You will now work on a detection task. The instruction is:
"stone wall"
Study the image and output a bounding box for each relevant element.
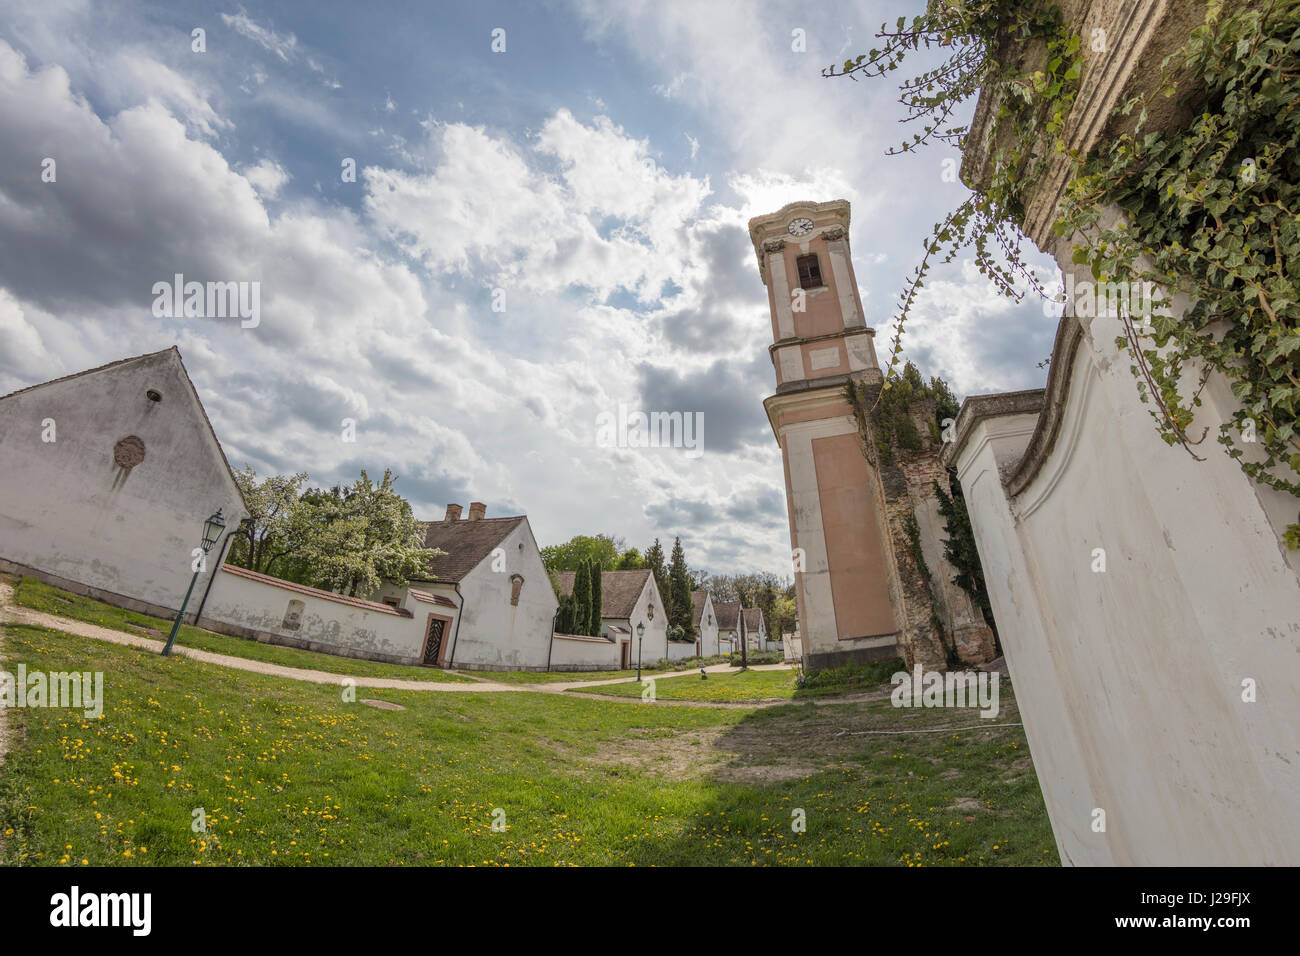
[844,383,1000,671]
[945,0,1300,864]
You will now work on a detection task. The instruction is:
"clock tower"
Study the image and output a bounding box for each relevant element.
[750,200,906,671]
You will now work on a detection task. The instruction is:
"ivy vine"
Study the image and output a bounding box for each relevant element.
[829,0,1300,545]
[1057,0,1300,540]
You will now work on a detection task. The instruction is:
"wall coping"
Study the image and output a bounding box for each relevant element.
[554,632,614,644]
[962,0,1201,248]
[220,564,411,616]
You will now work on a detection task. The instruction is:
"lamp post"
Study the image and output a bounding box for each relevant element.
[636,620,645,682]
[162,509,226,657]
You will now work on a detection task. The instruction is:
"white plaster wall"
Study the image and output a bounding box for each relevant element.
[445,519,558,670]
[548,635,621,670]
[203,568,426,662]
[955,324,1300,865]
[0,351,247,615]
[622,576,669,666]
[666,641,697,662]
[697,594,720,657]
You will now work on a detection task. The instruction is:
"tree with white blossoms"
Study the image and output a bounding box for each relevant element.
[229,466,440,597]
[301,469,441,597]
[228,466,314,576]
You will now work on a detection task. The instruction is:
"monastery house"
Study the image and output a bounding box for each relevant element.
[0,348,574,671]
[0,348,249,617]
[373,503,558,671]
[713,600,741,654]
[691,589,719,658]
[741,607,768,651]
[555,568,668,670]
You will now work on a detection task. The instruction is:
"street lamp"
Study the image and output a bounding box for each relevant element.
[162,508,226,656]
[636,620,645,682]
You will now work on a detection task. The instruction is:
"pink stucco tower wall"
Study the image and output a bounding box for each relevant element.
[750,200,905,671]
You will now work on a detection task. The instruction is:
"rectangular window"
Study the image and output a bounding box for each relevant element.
[796,254,823,289]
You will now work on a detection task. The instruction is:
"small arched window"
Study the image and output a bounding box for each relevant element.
[509,574,524,606]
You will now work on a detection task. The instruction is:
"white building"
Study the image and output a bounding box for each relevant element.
[376,503,558,671]
[714,600,741,654]
[691,589,719,658]
[742,607,768,651]
[0,348,248,618]
[556,568,668,670]
[943,0,1300,865]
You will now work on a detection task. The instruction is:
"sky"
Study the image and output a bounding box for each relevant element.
[0,0,1058,576]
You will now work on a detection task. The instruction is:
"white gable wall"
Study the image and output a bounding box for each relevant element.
[696,593,720,658]
[0,351,246,617]
[446,517,558,670]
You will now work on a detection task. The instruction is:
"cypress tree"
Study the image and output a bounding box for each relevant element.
[588,558,603,636]
[573,561,591,637]
[667,537,694,636]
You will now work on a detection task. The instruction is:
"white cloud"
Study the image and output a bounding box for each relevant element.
[221,9,299,62]
[241,158,290,197]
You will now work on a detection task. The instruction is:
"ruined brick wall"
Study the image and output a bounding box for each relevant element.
[851,382,947,671]
[850,388,997,670]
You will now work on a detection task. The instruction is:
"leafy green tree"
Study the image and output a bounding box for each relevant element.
[541,534,622,574]
[555,593,579,634]
[667,537,694,637]
[934,474,996,649]
[771,594,798,639]
[616,548,645,570]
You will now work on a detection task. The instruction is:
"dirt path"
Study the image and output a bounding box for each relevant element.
[0,582,797,706]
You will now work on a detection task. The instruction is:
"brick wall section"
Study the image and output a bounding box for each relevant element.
[853,382,948,671]
[853,388,997,669]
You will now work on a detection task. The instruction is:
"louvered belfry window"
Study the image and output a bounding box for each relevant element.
[796,254,822,289]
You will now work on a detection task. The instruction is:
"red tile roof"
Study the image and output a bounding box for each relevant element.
[691,590,710,626]
[555,568,652,620]
[221,565,409,615]
[408,589,457,609]
[417,515,526,583]
[714,600,741,631]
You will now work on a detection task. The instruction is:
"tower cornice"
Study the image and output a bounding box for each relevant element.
[747,199,852,280]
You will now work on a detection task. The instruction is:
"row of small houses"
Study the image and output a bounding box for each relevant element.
[0,347,772,673]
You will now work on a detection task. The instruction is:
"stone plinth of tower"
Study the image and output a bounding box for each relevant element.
[751,199,906,671]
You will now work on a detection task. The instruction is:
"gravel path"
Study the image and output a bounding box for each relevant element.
[0,582,795,705]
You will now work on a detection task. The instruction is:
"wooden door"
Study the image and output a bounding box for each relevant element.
[423,616,447,666]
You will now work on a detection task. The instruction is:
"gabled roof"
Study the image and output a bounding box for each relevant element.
[419,515,526,583]
[742,608,763,631]
[555,568,652,620]
[0,346,247,511]
[714,600,741,630]
[691,589,711,627]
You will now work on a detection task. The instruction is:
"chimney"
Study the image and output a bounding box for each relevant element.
[468,501,487,521]
[444,504,462,522]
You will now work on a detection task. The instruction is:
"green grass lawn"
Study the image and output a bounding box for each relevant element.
[0,620,1057,866]
[9,577,472,683]
[483,658,730,685]
[572,668,800,701]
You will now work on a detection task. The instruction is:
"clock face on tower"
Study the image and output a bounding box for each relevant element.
[787,217,814,237]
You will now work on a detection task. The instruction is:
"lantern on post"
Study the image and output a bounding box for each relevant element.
[162,508,226,656]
